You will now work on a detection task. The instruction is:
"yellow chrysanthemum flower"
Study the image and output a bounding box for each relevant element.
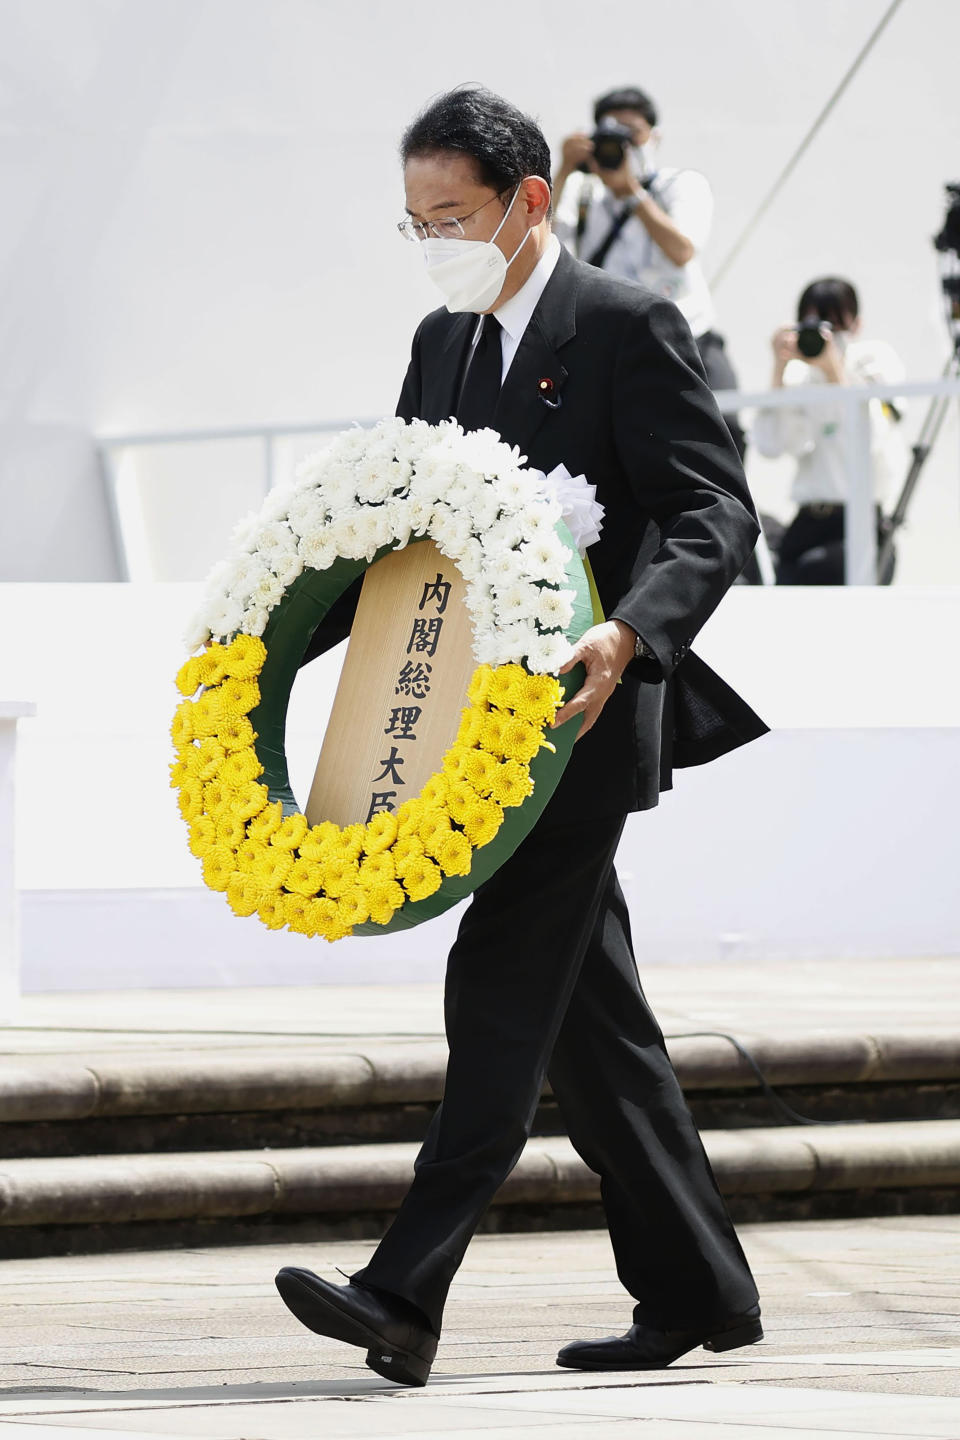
[236,838,269,874]
[201,844,236,892]
[270,812,309,851]
[365,879,405,925]
[436,830,472,878]
[321,855,361,897]
[499,716,542,765]
[480,710,507,759]
[175,656,205,698]
[226,872,264,918]
[169,751,193,788]
[230,780,269,822]
[216,810,248,850]
[420,773,449,809]
[187,815,217,859]
[466,665,495,706]
[284,857,324,897]
[338,887,371,928]
[488,758,534,808]
[223,633,267,681]
[446,778,481,826]
[190,737,225,784]
[297,821,341,861]
[177,777,205,823]
[283,893,317,934]
[220,748,264,789]
[464,749,499,796]
[442,745,472,782]
[247,799,284,841]
[171,701,196,748]
[203,777,232,815]
[396,797,427,838]
[257,894,287,930]
[455,707,486,749]
[418,809,452,856]
[251,848,294,891]
[197,644,230,687]
[218,677,260,716]
[401,855,442,902]
[507,672,563,725]
[393,835,426,876]
[216,716,256,753]
[357,852,396,890]
[488,663,526,710]
[364,810,399,854]
[191,689,223,738]
[323,823,363,863]
[461,798,504,848]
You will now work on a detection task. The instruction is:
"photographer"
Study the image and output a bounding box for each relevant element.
[554,84,745,457]
[753,277,906,584]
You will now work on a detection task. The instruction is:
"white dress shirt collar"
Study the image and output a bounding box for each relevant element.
[494,231,562,357]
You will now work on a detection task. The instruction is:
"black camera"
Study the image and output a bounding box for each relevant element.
[591,117,635,171]
[796,318,832,359]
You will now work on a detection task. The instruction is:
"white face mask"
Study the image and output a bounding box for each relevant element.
[420,185,531,313]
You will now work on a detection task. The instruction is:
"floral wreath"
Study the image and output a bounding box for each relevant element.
[170,418,597,942]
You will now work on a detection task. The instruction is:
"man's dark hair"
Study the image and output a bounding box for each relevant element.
[797,277,859,328]
[593,86,658,128]
[401,85,553,197]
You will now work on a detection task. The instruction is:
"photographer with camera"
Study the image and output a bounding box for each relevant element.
[554,85,746,457]
[753,277,906,584]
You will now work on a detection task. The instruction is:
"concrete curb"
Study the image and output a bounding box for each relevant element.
[1,1120,959,1227]
[2,1031,959,1123]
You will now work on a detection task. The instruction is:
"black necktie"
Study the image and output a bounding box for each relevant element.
[455,315,502,432]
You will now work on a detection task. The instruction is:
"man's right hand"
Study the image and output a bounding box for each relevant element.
[560,131,594,173]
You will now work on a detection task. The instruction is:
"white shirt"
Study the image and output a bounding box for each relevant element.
[752,339,907,507]
[554,169,716,336]
[473,232,562,381]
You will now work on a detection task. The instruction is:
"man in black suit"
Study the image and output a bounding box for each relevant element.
[276,86,766,1387]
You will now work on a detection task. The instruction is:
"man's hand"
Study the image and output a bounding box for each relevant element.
[553,619,637,741]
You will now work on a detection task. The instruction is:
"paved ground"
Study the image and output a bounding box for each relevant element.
[0,1217,959,1437]
[6,955,959,1061]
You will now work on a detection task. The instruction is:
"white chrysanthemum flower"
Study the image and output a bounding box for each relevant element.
[431,507,474,557]
[524,629,573,674]
[229,510,260,552]
[468,484,501,533]
[473,630,503,666]
[484,548,526,589]
[484,513,526,552]
[272,551,303,588]
[244,605,271,638]
[456,537,485,582]
[330,509,381,560]
[495,580,539,625]
[465,581,497,631]
[183,617,211,651]
[535,586,576,631]
[226,552,268,595]
[518,536,571,586]
[287,492,328,539]
[355,458,398,504]
[259,520,298,562]
[407,497,435,534]
[298,531,338,571]
[252,570,286,610]
[208,594,245,640]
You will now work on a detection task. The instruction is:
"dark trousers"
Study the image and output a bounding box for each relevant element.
[356,808,759,1337]
[696,330,746,461]
[777,504,895,585]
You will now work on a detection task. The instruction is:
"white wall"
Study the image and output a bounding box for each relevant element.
[3,0,960,580]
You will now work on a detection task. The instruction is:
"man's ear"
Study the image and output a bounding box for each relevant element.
[522,175,552,223]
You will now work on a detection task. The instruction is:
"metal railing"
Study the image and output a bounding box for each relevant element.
[98,377,960,585]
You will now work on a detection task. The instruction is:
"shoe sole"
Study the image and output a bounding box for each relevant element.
[274,1270,434,1387]
[556,1318,764,1371]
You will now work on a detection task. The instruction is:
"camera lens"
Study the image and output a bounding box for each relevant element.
[593,136,626,171]
[796,323,827,358]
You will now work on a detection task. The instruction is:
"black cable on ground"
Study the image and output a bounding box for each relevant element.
[664,1030,860,1127]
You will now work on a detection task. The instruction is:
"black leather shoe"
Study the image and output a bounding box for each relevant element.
[557,1307,763,1371]
[275,1267,437,1386]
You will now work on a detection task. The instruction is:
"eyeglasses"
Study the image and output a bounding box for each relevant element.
[397,189,509,243]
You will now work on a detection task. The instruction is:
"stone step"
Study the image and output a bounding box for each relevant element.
[3,1030,959,1122]
[1,1119,959,1237]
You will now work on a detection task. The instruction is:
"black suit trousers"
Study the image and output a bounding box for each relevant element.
[355,800,759,1337]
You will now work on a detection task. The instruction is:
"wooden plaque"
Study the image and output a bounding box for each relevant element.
[306,540,477,828]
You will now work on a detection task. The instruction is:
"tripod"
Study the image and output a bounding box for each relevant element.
[877,349,960,581]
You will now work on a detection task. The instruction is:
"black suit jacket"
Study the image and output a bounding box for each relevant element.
[306,244,766,817]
